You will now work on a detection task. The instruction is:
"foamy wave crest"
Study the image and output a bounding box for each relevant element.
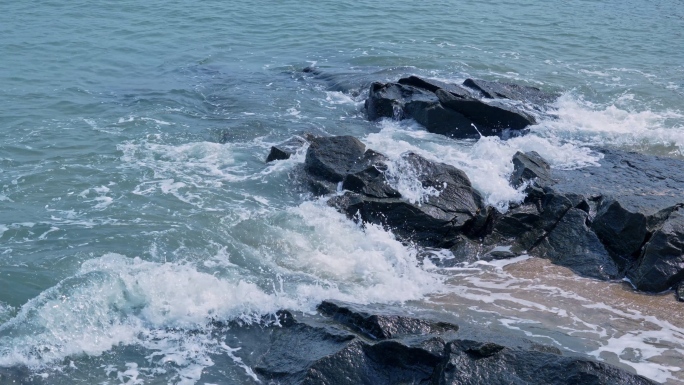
[0,201,443,378]
[536,93,684,154]
[364,119,599,211]
[0,254,286,369]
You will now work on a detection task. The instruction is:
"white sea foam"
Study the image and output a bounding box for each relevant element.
[537,93,684,154]
[0,200,443,381]
[383,154,441,204]
[119,140,250,207]
[364,119,599,211]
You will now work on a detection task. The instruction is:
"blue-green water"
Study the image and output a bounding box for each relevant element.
[1,1,683,384]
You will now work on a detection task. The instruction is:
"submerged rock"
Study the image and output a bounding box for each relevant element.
[266,133,318,163]
[253,301,655,385]
[365,75,555,139]
[317,300,458,340]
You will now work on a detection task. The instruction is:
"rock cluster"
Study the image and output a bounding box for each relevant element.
[264,74,684,294]
[365,75,557,139]
[253,301,655,385]
[256,73,683,384]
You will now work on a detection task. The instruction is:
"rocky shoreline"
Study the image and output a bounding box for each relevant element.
[3,74,679,385]
[254,73,684,384]
[269,73,684,298]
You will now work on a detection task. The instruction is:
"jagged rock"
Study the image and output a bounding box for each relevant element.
[398,75,473,98]
[437,340,654,385]
[462,78,559,106]
[404,97,482,138]
[365,81,438,121]
[318,300,458,340]
[627,207,684,292]
[533,208,619,280]
[510,151,553,188]
[303,136,387,195]
[254,302,656,385]
[329,152,487,248]
[341,163,400,199]
[677,282,684,302]
[484,148,684,291]
[266,133,317,162]
[365,76,542,139]
[436,89,536,132]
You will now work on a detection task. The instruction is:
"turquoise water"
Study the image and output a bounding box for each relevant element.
[1,1,683,384]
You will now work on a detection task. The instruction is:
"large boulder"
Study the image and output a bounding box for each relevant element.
[328,152,488,248]
[627,207,684,292]
[365,76,544,139]
[254,301,655,385]
[303,136,387,195]
[533,208,619,280]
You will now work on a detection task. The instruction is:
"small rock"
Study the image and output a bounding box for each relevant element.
[510,151,552,189]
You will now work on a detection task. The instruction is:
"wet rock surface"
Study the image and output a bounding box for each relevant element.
[292,133,684,294]
[365,75,556,139]
[488,148,684,291]
[266,133,318,163]
[252,301,655,385]
[324,148,488,248]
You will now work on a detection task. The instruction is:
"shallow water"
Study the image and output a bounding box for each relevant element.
[1,0,683,384]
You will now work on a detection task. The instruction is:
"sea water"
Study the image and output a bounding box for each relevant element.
[1,0,683,384]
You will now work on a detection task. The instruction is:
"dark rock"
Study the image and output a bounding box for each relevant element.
[461,340,507,358]
[627,207,684,292]
[365,77,540,139]
[342,163,401,199]
[304,136,385,184]
[485,148,684,291]
[404,98,482,139]
[254,303,656,385]
[332,152,487,248]
[266,134,317,163]
[366,81,437,121]
[437,340,654,385]
[398,75,472,98]
[551,149,684,219]
[317,300,458,340]
[463,78,559,106]
[533,208,619,280]
[436,89,537,132]
[254,322,356,384]
[447,236,483,264]
[484,247,518,260]
[300,66,371,95]
[677,282,684,302]
[337,193,466,248]
[510,151,552,189]
[549,149,684,288]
